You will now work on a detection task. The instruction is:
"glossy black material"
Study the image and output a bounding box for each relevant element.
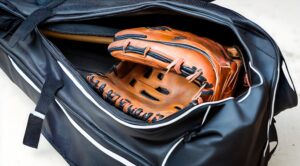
[0,0,297,166]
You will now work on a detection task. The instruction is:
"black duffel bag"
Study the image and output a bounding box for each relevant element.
[0,0,297,165]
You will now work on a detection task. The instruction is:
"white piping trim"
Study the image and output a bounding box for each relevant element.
[161,61,265,166]
[10,58,46,119]
[201,106,211,126]
[9,56,266,165]
[161,138,184,166]
[8,56,135,166]
[9,57,41,93]
[8,55,267,164]
[57,60,264,129]
[161,106,210,166]
[31,111,46,119]
[263,57,280,157]
[238,62,264,102]
[55,101,136,166]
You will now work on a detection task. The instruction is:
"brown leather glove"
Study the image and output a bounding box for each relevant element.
[86,26,242,123]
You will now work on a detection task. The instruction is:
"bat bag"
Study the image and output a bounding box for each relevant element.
[0,0,297,165]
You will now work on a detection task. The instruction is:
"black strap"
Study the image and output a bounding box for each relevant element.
[274,56,298,115]
[23,114,45,148]
[23,43,64,148]
[266,119,278,161]
[8,0,65,47]
[282,57,297,95]
[260,119,278,166]
[259,119,278,166]
[23,72,63,148]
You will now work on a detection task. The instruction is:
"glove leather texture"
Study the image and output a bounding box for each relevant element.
[87,26,242,122]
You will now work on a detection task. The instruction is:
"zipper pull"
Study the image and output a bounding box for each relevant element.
[183,131,198,143]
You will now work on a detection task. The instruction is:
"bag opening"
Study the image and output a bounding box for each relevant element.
[40,9,252,124]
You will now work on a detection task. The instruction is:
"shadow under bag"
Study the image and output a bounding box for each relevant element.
[0,0,297,166]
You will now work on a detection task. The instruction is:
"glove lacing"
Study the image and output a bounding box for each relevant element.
[87,74,164,122]
[166,59,213,104]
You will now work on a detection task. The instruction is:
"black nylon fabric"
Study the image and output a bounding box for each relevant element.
[6,0,213,16]
[8,0,65,46]
[0,1,297,166]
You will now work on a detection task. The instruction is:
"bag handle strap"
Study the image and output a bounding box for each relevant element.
[267,119,278,159]
[281,56,297,95]
[260,119,278,166]
[8,0,65,47]
[23,71,63,148]
[23,50,64,148]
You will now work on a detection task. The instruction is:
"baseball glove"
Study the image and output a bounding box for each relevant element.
[86,26,242,123]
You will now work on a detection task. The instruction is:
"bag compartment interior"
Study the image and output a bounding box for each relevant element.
[41,9,253,123]
[49,38,119,75]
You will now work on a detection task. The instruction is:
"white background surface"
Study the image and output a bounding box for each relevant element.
[0,0,299,165]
